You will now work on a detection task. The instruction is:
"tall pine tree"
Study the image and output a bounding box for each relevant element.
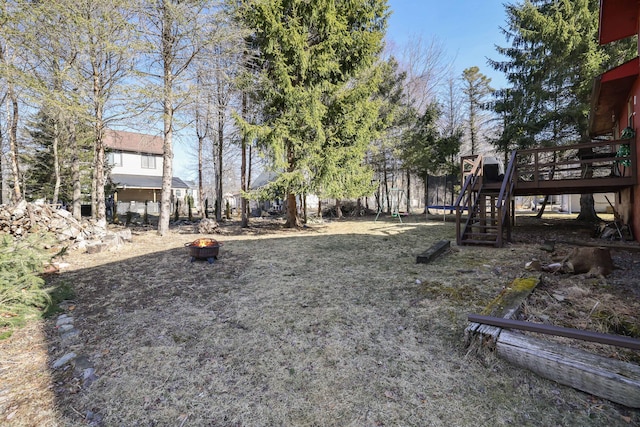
[236,0,388,227]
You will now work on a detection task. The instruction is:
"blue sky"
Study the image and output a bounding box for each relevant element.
[385,0,509,89]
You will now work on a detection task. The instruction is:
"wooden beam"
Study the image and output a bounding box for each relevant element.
[416,240,450,264]
[465,277,539,347]
[497,330,640,408]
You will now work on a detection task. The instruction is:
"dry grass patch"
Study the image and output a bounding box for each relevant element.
[1,217,639,426]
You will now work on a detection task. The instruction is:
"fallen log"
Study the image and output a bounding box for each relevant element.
[497,330,640,408]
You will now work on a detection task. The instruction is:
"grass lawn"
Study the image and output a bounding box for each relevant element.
[1,216,638,426]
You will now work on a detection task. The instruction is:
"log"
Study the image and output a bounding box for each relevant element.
[497,330,640,408]
[416,240,450,264]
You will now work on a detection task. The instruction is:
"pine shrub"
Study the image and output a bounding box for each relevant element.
[0,234,52,338]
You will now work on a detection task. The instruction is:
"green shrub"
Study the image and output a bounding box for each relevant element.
[0,234,52,339]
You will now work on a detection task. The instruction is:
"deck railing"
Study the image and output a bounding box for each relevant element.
[514,139,636,193]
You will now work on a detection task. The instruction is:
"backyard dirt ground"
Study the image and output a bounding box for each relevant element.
[1,214,640,426]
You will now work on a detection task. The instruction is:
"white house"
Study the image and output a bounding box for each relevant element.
[104,129,195,215]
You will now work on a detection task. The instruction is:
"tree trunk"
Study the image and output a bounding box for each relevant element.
[52,60,62,206]
[91,156,97,219]
[198,133,205,219]
[576,147,599,222]
[424,174,430,214]
[285,192,300,227]
[69,120,82,220]
[406,170,411,215]
[302,193,307,223]
[284,143,300,227]
[241,91,248,228]
[7,85,21,202]
[158,2,174,236]
[317,199,322,218]
[92,120,107,227]
[450,173,455,208]
[52,120,61,204]
[215,89,224,222]
[383,155,390,213]
[335,198,342,219]
[247,143,253,219]
[158,109,174,235]
[91,52,107,226]
[536,151,558,219]
[576,194,599,222]
[535,195,550,218]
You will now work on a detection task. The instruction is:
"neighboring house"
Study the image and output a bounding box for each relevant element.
[589,0,640,239]
[249,170,283,215]
[104,129,193,216]
[249,170,320,216]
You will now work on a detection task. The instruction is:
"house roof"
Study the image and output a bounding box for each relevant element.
[598,0,638,44]
[589,56,639,136]
[104,129,164,155]
[250,170,279,190]
[111,174,189,190]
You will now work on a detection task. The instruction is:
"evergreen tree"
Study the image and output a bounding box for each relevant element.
[23,111,72,203]
[314,63,387,218]
[236,0,388,227]
[400,103,461,209]
[23,110,93,205]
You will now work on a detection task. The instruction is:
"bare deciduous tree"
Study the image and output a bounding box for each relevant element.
[138,0,220,235]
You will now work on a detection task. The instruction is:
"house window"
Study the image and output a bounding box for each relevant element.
[107,151,122,166]
[175,190,182,198]
[141,154,156,169]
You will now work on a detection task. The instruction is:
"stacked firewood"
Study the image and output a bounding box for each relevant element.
[0,201,130,252]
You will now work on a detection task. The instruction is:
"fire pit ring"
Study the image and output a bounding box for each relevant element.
[185,238,223,264]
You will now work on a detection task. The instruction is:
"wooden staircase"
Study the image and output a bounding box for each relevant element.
[455,152,516,247]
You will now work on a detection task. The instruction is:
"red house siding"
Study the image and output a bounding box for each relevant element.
[594,0,640,241]
[615,78,639,234]
[598,0,638,44]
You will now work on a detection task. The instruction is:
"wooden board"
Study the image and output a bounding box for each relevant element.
[497,330,640,408]
[416,240,450,264]
[465,277,539,347]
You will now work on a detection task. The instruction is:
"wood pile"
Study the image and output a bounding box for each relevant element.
[0,201,131,253]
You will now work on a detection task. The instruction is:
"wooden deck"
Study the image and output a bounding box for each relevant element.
[456,139,637,247]
[463,139,636,196]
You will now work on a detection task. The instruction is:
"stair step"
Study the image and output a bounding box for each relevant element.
[469,222,499,228]
[460,239,499,246]
[464,232,498,239]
